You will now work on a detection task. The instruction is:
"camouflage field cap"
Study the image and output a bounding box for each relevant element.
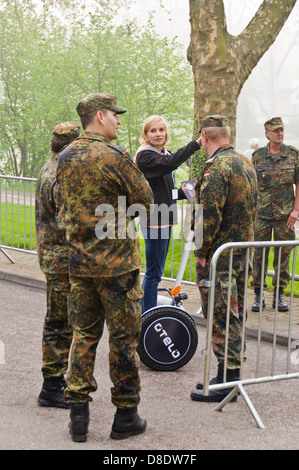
[200,115,229,132]
[52,121,81,141]
[264,117,284,131]
[76,93,127,117]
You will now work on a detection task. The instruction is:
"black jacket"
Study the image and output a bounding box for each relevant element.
[136,140,200,226]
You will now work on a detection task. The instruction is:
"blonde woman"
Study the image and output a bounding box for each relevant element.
[134,115,201,312]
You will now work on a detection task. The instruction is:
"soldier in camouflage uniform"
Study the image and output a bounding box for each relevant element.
[56,93,153,442]
[190,115,257,403]
[250,117,299,312]
[35,121,81,409]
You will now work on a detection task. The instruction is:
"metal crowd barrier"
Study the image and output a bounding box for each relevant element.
[201,240,299,429]
[0,175,37,262]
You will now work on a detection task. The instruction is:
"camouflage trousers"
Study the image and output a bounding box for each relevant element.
[65,270,143,408]
[196,262,246,369]
[251,216,295,290]
[42,274,72,379]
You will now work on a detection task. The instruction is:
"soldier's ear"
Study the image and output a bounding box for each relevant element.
[202,131,208,143]
[96,110,105,125]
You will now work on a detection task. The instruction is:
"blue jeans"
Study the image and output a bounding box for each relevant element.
[141,226,172,313]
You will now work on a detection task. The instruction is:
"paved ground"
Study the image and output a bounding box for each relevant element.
[1,279,299,451]
[0,248,298,451]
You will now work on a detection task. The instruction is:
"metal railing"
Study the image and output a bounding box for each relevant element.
[0,175,37,261]
[201,240,299,429]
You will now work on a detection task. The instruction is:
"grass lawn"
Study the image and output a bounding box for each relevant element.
[0,202,36,250]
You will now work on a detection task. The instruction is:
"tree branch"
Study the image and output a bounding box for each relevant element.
[232,0,297,80]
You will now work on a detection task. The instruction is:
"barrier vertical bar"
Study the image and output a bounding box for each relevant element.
[11,179,14,247]
[223,249,233,382]
[287,246,296,373]
[202,254,218,397]
[240,247,250,378]
[256,247,266,378]
[5,179,8,245]
[29,181,33,250]
[17,179,20,248]
[0,178,2,245]
[272,246,282,376]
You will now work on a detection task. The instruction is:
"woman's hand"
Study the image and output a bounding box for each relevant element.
[196,136,202,147]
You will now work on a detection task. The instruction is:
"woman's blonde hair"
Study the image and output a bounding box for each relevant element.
[139,115,170,147]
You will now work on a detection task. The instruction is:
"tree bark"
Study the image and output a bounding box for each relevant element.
[187,0,297,145]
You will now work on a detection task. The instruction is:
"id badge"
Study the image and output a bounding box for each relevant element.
[172,188,178,200]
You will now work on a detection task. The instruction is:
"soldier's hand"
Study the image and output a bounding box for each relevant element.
[287,209,299,228]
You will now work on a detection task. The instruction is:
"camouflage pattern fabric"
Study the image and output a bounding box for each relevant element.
[76,93,127,116]
[196,265,247,367]
[42,274,72,378]
[35,154,73,379]
[195,144,257,368]
[52,121,81,140]
[199,115,229,131]
[35,154,68,274]
[264,117,283,131]
[252,143,299,220]
[57,131,153,406]
[65,271,143,406]
[251,217,295,290]
[194,144,257,267]
[251,143,299,289]
[56,131,153,277]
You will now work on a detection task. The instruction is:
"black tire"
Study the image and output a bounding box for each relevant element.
[137,306,198,371]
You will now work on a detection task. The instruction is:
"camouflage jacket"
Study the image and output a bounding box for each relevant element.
[56,132,154,277]
[35,154,68,274]
[195,144,257,268]
[252,143,299,220]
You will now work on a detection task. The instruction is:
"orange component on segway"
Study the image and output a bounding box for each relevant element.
[171,286,181,296]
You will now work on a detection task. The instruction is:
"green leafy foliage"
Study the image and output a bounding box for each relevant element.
[0,1,195,177]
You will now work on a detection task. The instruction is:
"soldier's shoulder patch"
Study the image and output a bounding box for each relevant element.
[107,143,132,159]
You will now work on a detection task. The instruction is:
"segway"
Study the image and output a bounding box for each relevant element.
[137,229,199,371]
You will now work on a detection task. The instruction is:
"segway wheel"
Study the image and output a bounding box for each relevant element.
[137,306,198,371]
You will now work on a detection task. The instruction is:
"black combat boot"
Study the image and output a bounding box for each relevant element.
[195,373,224,391]
[191,362,240,402]
[110,406,147,440]
[251,288,265,312]
[69,403,90,442]
[273,288,289,312]
[37,376,69,409]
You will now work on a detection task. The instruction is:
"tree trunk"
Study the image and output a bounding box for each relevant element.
[188,0,297,147]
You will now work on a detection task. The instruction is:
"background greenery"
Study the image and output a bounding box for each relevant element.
[0,1,194,180]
